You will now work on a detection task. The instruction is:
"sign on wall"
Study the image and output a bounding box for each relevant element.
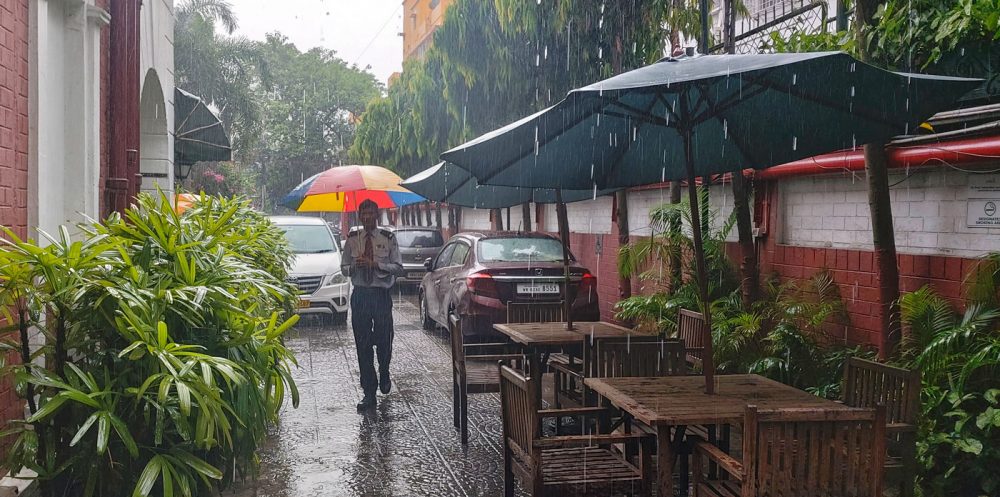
[968,175,1000,228]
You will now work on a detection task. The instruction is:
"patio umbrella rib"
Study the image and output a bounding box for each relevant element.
[475,96,608,186]
[602,93,676,187]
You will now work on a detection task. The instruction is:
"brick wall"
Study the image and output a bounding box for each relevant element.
[462,165,996,352]
[0,0,29,460]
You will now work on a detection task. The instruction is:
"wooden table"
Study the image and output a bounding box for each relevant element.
[492,321,641,407]
[584,374,850,497]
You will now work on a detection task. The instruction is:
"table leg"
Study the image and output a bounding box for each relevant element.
[657,427,676,497]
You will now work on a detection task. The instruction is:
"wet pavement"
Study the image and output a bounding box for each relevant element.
[231,289,528,497]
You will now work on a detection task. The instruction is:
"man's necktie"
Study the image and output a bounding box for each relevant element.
[363,233,374,285]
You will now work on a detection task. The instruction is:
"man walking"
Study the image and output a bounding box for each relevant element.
[342,199,403,410]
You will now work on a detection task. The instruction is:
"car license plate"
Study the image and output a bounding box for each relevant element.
[516,283,560,294]
[407,272,424,280]
[298,298,310,309]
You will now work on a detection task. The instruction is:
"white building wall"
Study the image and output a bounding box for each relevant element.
[626,184,738,241]
[544,196,614,235]
[781,169,1000,258]
[138,0,175,197]
[460,207,491,231]
[28,0,108,239]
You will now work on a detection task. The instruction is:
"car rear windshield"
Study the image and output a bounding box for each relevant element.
[477,237,569,263]
[276,224,337,254]
[395,230,443,248]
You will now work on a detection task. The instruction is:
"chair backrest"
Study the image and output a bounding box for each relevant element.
[743,405,886,497]
[507,301,565,324]
[593,337,687,378]
[843,357,921,425]
[499,364,540,467]
[677,309,707,364]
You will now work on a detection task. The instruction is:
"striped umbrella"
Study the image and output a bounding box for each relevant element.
[280,165,424,212]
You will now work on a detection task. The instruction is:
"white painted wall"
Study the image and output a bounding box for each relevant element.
[781,169,1000,257]
[459,207,491,231]
[139,0,175,197]
[545,196,614,235]
[28,0,108,239]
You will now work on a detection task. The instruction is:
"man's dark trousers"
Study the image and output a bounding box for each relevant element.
[351,286,393,396]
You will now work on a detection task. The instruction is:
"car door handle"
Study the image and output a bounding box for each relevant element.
[434,279,441,285]
[450,277,462,283]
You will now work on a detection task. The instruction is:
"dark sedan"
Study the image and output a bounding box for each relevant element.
[418,232,600,339]
[390,227,445,285]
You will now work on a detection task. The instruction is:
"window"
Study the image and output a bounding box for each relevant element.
[477,237,569,263]
[434,243,456,269]
[276,224,337,254]
[450,243,470,266]
[395,229,444,248]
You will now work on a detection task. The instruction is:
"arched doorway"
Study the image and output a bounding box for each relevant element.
[139,70,173,196]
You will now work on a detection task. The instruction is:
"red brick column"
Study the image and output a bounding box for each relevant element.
[0,0,30,459]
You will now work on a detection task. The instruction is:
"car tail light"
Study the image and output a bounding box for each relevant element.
[579,272,597,293]
[466,271,499,298]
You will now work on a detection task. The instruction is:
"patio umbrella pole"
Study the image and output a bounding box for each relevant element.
[556,189,574,330]
[682,126,717,395]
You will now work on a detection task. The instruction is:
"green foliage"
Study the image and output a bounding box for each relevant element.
[0,193,298,497]
[174,0,271,160]
[899,279,1000,495]
[254,34,382,211]
[918,387,1000,496]
[616,188,738,333]
[181,162,256,198]
[350,0,675,178]
[867,0,1000,74]
[766,29,856,54]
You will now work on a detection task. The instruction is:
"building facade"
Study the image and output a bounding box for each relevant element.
[0,0,175,465]
[401,0,454,62]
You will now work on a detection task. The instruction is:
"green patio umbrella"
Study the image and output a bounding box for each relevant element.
[441,51,981,393]
[174,88,231,170]
[401,161,619,328]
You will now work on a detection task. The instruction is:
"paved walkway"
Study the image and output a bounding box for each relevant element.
[233,290,527,497]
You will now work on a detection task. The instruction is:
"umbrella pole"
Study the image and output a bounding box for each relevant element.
[556,189,574,330]
[683,127,717,395]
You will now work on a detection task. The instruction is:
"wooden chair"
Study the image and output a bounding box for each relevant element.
[506,301,564,324]
[552,337,686,410]
[843,357,921,497]
[692,405,887,497]
[499,364,655,497]
[450,314,523,444]
[677,309,707,371]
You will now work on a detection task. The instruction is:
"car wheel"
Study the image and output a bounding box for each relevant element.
[419,292,435,331]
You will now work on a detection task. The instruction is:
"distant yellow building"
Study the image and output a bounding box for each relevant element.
[402,0,454,61]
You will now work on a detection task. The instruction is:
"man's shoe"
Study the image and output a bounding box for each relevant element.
[379,373,391,395]
[357,393,376,411]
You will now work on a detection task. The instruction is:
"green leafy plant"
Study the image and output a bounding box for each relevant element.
[900,280,1000,496]
[0,193,299,497]
[616,188,739,333]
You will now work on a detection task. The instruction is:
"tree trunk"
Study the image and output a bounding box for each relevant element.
[668,181,683,290]
[521,202,532,231]
[865,143,902,358]
[435,202,443,229]
[448,206,457,234]
[425,203,433,226]
[732,172,759,306]
[616,191,632,301]
[493,208,504,231]
[856,0,902,358]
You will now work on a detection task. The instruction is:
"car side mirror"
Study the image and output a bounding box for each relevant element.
[424,258,433,271]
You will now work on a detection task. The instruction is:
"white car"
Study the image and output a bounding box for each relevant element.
[270,216,350,323]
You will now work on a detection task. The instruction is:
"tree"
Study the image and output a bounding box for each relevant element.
[254,34,382,210]
[174,0,270,161]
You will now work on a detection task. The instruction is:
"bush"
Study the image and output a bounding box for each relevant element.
[0,193,299,497]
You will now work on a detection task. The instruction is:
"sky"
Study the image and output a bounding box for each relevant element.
[229,0,403,85]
